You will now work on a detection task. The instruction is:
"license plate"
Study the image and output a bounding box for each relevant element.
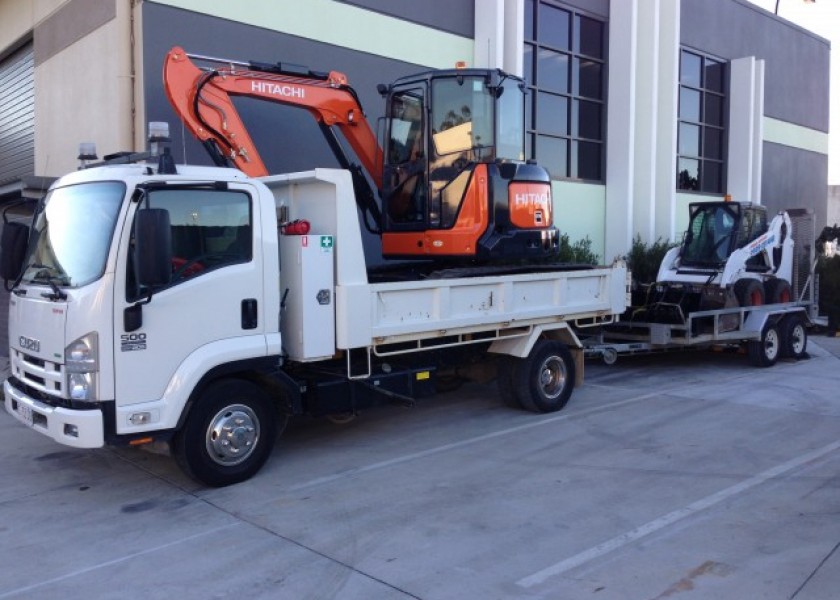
[16,402,34,427]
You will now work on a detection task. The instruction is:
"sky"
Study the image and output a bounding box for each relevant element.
[744,0,839,184]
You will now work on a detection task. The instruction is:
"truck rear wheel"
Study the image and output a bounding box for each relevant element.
[174,379,277,487]
[780,314,808,359]
[515,340,575,413]
[747,323,781,367]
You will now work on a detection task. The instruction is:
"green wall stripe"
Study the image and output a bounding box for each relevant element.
[553,181,606,262]
[764,117,829,155]
[152,0,473,69]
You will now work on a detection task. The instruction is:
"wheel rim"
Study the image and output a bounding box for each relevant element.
[764,328,780,360]
[205,404,260,466]
[750,289,763,306]
[790,324,806,354]
[538,355,568,399]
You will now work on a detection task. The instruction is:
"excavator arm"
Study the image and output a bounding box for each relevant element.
[163,46,383,190]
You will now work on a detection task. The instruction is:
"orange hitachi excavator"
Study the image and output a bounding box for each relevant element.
[163,46,559,261]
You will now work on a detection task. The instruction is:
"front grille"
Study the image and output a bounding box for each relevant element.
[10,349,64,397]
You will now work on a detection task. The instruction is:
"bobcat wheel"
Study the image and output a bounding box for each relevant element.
[735,279,765,307]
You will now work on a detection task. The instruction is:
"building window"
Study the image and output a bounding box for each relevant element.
[677,49,726,193]
[523,0,606,181]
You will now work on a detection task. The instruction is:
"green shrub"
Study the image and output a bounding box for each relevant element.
[626,234,677,285]
[556,233,599,265]
[817,255,840,329]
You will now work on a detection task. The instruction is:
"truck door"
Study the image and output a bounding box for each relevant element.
[113,183,265,409]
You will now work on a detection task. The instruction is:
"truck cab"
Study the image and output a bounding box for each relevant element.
[3,164,280,453]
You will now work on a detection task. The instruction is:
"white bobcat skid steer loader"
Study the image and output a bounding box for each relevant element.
[643,201,795,323]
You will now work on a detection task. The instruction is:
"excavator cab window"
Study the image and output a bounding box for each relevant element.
[384,88,427,228]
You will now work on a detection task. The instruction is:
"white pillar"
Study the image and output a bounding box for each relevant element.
[503,0,524,76]
[654,0,680,242]
[473,0,505,69]
[604,0,637,262]
[632,0,660,244]
[728,56,765,204]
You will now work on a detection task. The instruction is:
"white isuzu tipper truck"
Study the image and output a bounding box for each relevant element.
[2,161,627,486]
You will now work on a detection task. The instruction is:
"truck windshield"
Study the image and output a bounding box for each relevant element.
[21,181,125,288]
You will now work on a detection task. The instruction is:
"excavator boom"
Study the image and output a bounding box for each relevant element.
[163,46,382,189]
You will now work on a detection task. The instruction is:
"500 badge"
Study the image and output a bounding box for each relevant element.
[121,332,147,352]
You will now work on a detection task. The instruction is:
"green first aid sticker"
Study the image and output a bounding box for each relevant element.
[320,235,334,252]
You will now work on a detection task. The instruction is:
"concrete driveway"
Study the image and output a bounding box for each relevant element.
[1,336,840,599]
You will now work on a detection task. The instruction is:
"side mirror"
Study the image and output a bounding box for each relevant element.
[0,221,29,281]
[135,208,172,287]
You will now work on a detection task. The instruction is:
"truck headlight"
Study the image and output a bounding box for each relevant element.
[65,333,98,401]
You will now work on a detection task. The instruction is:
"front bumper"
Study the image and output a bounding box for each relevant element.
[4,379,104,448]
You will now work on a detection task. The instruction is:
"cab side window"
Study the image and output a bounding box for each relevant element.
[127,188,252,301]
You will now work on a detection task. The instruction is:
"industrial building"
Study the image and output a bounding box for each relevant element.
[0,0,830,264]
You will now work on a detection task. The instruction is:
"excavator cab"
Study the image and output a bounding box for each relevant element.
[379,70,559,260]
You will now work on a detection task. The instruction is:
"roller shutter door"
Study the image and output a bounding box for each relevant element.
[0,42,35,186]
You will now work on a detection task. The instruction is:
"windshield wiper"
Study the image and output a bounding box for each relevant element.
[41,278,68,301]
[25,263,69,300]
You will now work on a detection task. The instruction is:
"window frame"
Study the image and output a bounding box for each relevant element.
[126,186,254,302]
[523,0,607,182]
[677,48,728,194]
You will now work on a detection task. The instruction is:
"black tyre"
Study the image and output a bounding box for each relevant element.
[734,278,765,307]
[174,379,277,487]
[764,278,792,304]
[497,355,524,409]
[747,323,781,367]
[780,314,808,359]
[515,340,575,413]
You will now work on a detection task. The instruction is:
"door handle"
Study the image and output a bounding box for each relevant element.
[241,298,258,329]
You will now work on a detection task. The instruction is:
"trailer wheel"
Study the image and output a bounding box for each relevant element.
[780,315,808,359]
[764,279,792,304]
[735,279,765,307]
[174,379,277,487]
[515,340,575,413]
[601,347,619,365]
[497,355,523,409]
[747,323,781,368]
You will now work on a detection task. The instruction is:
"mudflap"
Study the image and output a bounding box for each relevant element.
[294,362,438,417]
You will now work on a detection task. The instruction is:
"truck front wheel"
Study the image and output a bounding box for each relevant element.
[515,340,575,413]
[174,379,277,487]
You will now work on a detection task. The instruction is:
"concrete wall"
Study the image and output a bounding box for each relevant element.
[34,0,135,178]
